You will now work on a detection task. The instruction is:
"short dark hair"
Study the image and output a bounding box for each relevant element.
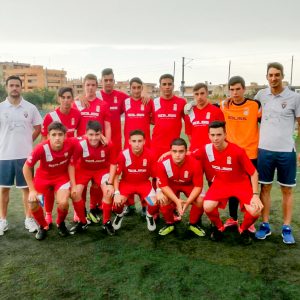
[6,75,22,87]
[267,62,284,76]
[159,74,174,84]
[228,76,245,89]
[83,74,98,83]
[193,83,208,92]
[130,77,143,86]
[58,87,73,98]
[48,121,67,134]
[129,129,145,138]
[102,68,114,78]
[171,138,187,150]
[208,121,226,132]
[86,120,102,132]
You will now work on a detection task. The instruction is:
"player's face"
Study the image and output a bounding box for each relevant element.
[102,74,115,93]
[209,127,226,149]
[267,67,283,89]
[129,134,145,154]
[194,88,208,106]
[58,91,73,111]
[84,80,98,97]
[86,129,101,147]
[229,83,245,102]
[6,79,22,99]
[130,82,143,99]
[160,78,174,98]
[48,130,66,150]
[171,145,186,165]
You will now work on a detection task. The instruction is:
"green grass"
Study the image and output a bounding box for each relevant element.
[1,138,300,300]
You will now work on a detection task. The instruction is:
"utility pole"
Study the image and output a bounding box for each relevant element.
[228,60,231,83]
[181,57,185,97]
[290,55,294,86]
[173,61,176,79]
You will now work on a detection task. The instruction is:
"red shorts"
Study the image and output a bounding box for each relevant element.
[167,184,194,198]
[119,180,155,200]
[34,175,70,194]
[75,168,109,186]
[204,180,252,210]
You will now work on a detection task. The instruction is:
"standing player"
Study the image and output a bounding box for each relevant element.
[0,75,42,236]
[22,122,85,240]
[201,121,263,244]
[220,76,261,232]
[41,87,81,226]
[185,83,224,151]
[156,138,205,237]
[71,121,117,235]
[112,130,158,232]
[151,74,186,161]
[254,62,300,244]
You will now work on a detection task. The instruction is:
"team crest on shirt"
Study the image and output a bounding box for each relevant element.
[96,106,100,112]
[101,150,105,158]
[141,104,145,111]
[173,104,177,111]
[206,112,211,119]
[23,111,28,118]
[282,102,287,109]
[143,159,147,166]
[227,156,232,165]
[184,170,189,178]
[114,97,118,104]
[64,152,68,157]
[71,118,75,125]
[243,108,249,116]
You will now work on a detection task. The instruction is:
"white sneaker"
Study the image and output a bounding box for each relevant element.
[146,212,156,231]
[0,219,8,236]
[25,217,39,233]
[112,212,124,230]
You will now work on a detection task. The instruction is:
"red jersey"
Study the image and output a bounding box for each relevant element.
[194,142,255,184]
[152,96,186,154]
[156,154,203,188]
[73,98,111,137]
[26,138,78,180]
[123,97,154,148]
[97,90,128,152]
[185,103,224,151]
[117,147,155,183]
[74,138,118,171]
[42,107,81,138]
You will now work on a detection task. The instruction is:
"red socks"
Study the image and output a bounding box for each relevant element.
[31,206,48,228]
[240,211,258,232]
[205,207,223,229]
[56,207,68,226]
[44,189,55,215]
[73,199,87,224]
[189,205,204,224]
[102,202,112,224]
[160,204,175,224]
[90,185,102,210]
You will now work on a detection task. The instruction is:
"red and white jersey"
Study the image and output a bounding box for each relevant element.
[117,147,155,183]
[73,98,111,137]
[193,142,255,184]
[42,107,81,138]
[185,103,224,151]
[151,95,186,151]
[97,90,128,153]
[74,138,118,171]
[26,138,78,180]
[123,97,154,148]
[156,154,203,188]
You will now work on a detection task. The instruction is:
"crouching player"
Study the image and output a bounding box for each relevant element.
[156,138,205,237]
[112,130,158,232]
[71,121,117,236]
[22,122,84,240]
[201,121,263,244]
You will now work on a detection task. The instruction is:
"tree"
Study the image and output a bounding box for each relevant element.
[0,83,7,100]
[23,88,56,109]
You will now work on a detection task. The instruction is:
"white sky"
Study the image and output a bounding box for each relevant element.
[1,0,300,88]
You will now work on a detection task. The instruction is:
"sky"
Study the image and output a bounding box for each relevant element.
[1,0,300,88]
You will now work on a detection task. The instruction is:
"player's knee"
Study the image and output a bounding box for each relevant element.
[203,201,215,213]
[261,184,272,194]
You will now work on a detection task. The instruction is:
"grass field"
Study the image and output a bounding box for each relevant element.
[1,140,300,300]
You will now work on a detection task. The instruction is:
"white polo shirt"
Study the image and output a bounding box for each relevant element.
[255,87,300,152]
[0,98,42,160]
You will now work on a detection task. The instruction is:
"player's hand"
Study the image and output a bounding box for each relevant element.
[176,199,184,216]
[182,202,190,214]
[158,151,170,162]
[113,194,122,207]
[70,185,77,199]
[250,195,263,212]
[100,134,108,146]
[28,190,38,203]
[75,95,90,108]
[184,101,196,115]
[156,191,167,205]
[141,95,150,105]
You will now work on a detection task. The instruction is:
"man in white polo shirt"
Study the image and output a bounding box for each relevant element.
[255,62,300,244]
[0,75,42,236]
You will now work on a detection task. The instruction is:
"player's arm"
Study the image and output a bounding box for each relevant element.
[22,164,38,202]
[113,174,123,207]
[183,186,202,213]
[32,124,41,141]
[250,170,263,212]
[160,186,183,215]
[68,164,77,198]
[106,164,117,198]
[104,120,111,143]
